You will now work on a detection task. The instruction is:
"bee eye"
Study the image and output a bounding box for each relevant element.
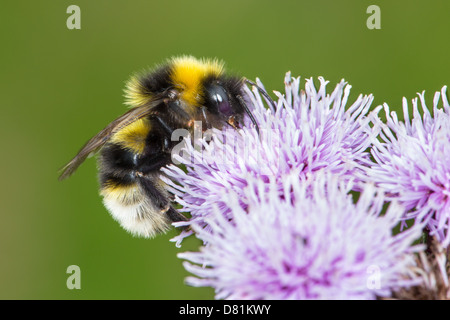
[205,84,232,116]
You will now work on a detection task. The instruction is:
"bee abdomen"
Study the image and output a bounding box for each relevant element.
[96,118,181,238]
[100,181,172,238]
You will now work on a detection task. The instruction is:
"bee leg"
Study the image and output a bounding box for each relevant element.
[136,116,189,225]
[136,174,188,224]
[166,206,189,223]
[201,107,212,129]
[164,99,191,123]
[136,153,171,175]
[153,115,174,136]
[135,173,168,207]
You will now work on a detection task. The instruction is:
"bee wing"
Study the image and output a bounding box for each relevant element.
[58,100,163,180]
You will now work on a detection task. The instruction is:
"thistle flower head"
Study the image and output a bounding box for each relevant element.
[163,74,376,244]
[390,237,450,300]
[178,172,424,300]
[367,87,450,246]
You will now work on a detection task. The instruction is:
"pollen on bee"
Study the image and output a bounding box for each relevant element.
[187,119,195,127]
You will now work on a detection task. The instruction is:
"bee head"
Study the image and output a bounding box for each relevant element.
[202,78,259,133]
[204,82,234,117]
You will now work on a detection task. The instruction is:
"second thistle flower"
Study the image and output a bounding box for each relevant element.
[162,74,377,244]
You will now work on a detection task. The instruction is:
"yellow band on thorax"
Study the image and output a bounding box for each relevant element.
[170,56,224,107]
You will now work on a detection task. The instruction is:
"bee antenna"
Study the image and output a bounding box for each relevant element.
[244,78,276,110]
[236,95,260,135]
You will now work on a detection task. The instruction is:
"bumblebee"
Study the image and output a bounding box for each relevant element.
[59,56,273,238]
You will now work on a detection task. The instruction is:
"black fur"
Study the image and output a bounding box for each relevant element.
[99,65,251,226]
[99,116,173,198]
[98,143,138,187]
[137,64,173,95]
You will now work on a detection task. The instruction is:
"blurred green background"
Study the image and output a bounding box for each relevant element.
[0,0,449,299]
